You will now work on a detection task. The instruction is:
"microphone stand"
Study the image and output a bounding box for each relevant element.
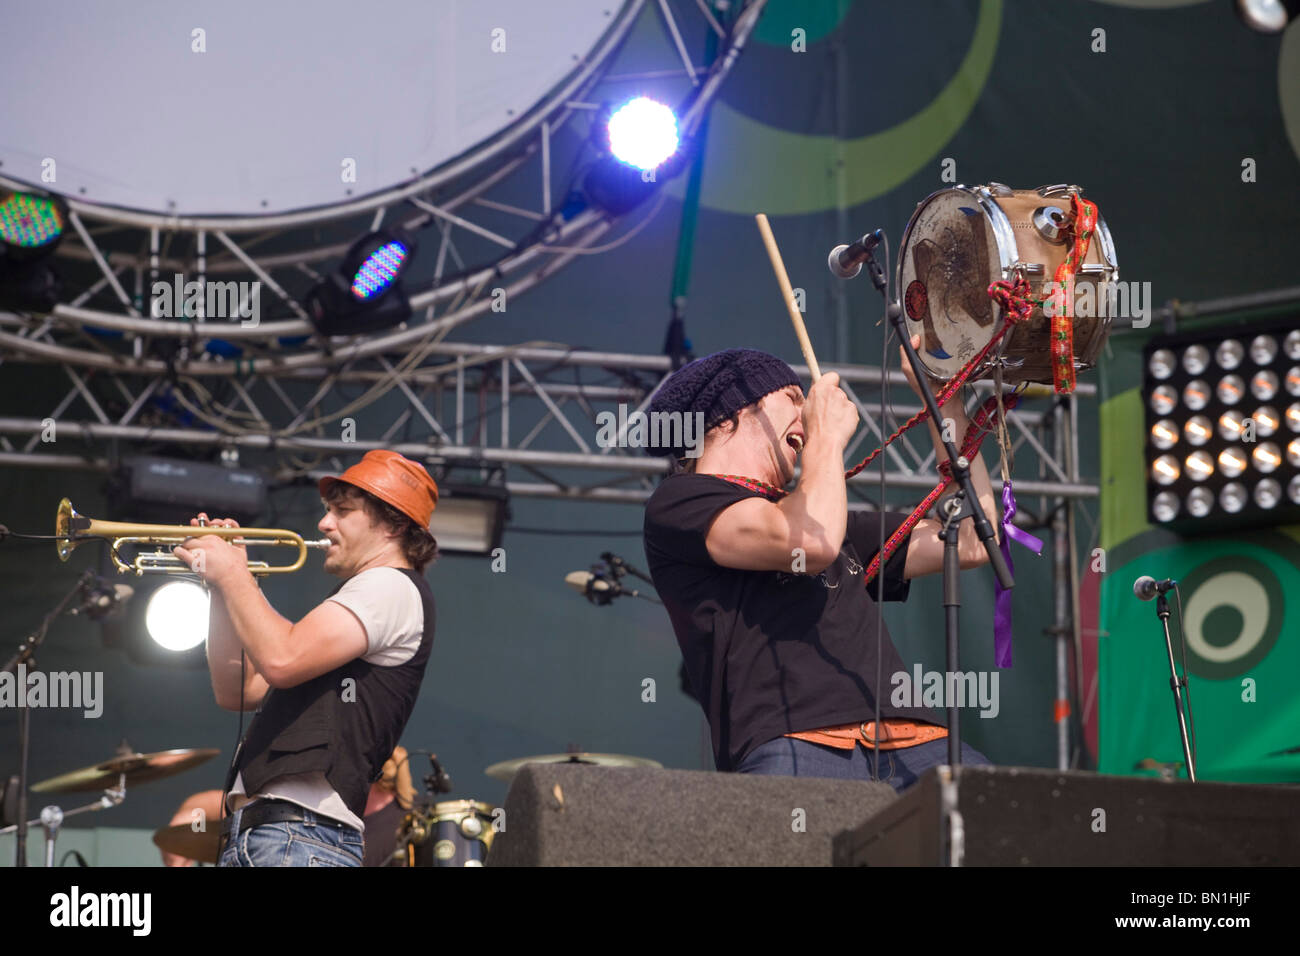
[1154,591,1197,782]
[863,251,1014,768]
[600,553,663,605]
[2,569,98,866]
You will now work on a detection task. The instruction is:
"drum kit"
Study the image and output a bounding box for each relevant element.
[388,751,661,868]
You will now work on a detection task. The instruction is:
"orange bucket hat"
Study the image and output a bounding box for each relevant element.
[318,450,439,529]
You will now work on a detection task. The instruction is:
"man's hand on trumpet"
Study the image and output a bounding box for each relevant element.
[173,512,250,588]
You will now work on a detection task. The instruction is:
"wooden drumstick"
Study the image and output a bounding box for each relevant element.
[755,213,821,382]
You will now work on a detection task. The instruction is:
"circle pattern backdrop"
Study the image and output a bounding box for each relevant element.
[1176,555,1283,680]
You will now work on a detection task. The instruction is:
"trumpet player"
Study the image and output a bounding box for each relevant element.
[173,450,439,867]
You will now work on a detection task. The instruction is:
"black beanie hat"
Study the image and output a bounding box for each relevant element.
[646,348,800,457]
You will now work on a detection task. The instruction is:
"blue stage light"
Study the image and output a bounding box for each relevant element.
[606,97,679,171]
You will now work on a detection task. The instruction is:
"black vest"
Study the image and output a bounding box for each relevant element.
[229,567,435,821]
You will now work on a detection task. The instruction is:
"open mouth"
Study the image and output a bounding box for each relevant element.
[786,433,804,453]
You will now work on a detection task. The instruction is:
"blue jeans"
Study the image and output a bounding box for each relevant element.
[736,735,990,792]
[217,802,364,867]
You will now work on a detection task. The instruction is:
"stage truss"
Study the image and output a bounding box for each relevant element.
[0,0,767,488]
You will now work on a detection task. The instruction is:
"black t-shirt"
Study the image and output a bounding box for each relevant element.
[643,473,942,771]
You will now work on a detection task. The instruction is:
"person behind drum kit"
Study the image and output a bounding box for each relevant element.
[160,746,418,867]
[642,342,996,791]
[173,450,439,867]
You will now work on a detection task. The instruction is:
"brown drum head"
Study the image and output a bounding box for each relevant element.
[900,188,1004,380]
[898,184,1117,385]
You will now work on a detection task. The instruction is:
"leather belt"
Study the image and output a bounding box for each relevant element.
[219,798,351,840]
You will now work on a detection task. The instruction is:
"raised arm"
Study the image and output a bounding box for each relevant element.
[705,372,860,575]
[191,516,270,711]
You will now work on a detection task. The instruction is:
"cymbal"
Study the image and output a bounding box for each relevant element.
[152,823,221,864]
[32,748,221,793]
[485,753,662,782]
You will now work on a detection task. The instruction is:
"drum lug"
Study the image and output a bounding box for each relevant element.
[1036,183,1079,198]
[1077,263,1107,276]
[982,182,1014,197]
[1032,206,1069,244]
[1014,261,1046,276]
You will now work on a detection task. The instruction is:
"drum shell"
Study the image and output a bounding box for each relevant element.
[400,800,497,867]
[897,184,1118,385]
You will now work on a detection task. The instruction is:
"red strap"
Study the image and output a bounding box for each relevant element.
[1048,194,1099,394]
[861,392,1018,586]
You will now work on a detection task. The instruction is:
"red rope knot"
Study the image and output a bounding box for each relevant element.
[987,278,1034,324]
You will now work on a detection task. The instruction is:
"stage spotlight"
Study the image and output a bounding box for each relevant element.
[1220,481,1247,513]
[1184,379,1211,410]
[1253,405,1280,437]
[306,229,416,336]
[1150,385,1178,415]
[1216,339,1244,370]
[428,475,510,555]
[1186,450,1215,481]
[1251,369,1278,400]
[1182,344,1209,375]
[1152,454,1181,485]
[1148,349,1175,379]
[0,189,66,312]
[583,97,689,215]
[1286,331,1300,360]
[1250,334,1278,365]
[1152,491,1180,521]
[0,190,65,254]
[1151,419,1179,449]
[1218,446,1247,478]
[1144,321,1300,531]
[1236,0,1300,33]
[1215,374,1244,405]
[145,581,209,652]
[606,97,680,172]
[1187,487,1215,517]
[1183,416,1212,446]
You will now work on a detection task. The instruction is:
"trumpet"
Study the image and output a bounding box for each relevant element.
[55,498,331,576]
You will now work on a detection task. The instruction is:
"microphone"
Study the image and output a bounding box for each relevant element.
[1133,576,1176,601]
[565,570,622,606]
[72,578,134,620]
[827,229,885,279]
[425,754,453,795]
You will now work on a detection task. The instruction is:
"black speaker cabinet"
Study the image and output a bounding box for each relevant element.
[833,765,1300,866]
[488,763,897,866]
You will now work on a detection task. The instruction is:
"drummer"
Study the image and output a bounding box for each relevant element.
[641,337,998,790]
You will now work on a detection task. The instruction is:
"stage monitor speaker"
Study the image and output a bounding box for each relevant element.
[487,764,896,867]
[833,765,1300,866]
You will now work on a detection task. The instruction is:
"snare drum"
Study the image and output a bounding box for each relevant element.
[897,183,1118,385]
[398,800,497,867]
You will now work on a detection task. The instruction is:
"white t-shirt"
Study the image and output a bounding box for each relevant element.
[227,567,425,832]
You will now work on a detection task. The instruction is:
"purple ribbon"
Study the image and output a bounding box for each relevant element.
[995,478,1043,668]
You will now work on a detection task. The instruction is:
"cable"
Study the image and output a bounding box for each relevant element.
[539,190,670,255]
